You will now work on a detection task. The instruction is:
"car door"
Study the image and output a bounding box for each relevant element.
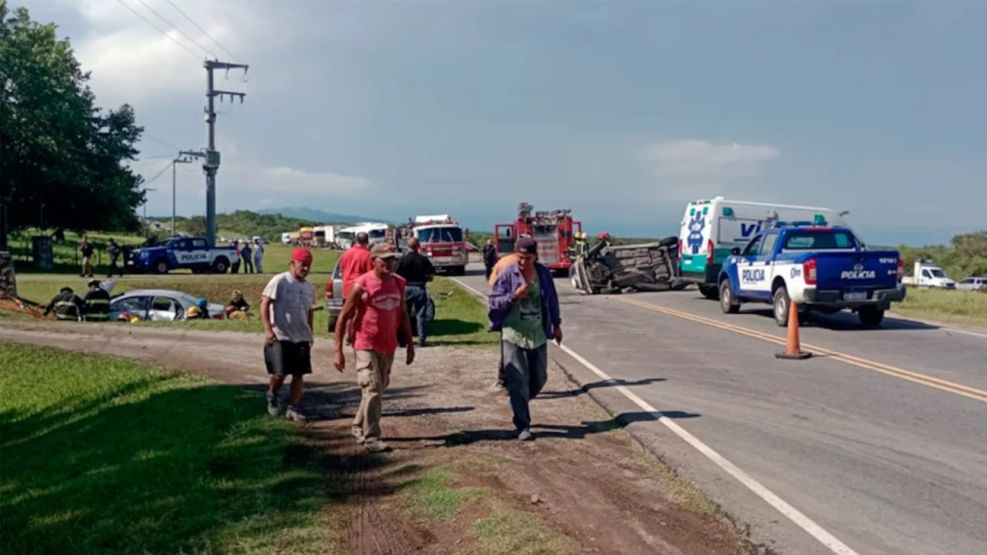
[148,296,180,321]
[734,234,771,299]
[110,296,150,321]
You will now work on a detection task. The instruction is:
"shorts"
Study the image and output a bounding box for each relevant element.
[264,341,312,376]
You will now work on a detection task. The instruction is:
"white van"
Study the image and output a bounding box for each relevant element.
[677,197,849,298]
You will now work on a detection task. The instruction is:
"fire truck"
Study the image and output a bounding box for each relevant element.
[495,203,583,274]
[410,215,468,275]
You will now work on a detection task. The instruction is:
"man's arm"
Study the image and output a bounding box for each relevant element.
[333,283,365,371]
[425,258,435,282]
[260,296,276,345]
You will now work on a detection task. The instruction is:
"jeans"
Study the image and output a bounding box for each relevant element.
[405,285,429,345]
[502,340,548,431]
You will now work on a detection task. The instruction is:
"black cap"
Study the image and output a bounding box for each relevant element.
[60,286,73,293]
[515,237,537,255]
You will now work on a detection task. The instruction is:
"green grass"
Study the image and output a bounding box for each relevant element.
[894,287,987,327]
[400,468,484,523]
[471,502,581,555]
[0,342,342,554]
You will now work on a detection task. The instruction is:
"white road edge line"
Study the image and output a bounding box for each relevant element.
[943,327,987,340]
[450,276,859,555]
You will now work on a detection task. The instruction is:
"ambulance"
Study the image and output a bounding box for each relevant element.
[677,197,850,299]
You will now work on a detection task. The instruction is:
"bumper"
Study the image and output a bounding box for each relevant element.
[803,287,906,309]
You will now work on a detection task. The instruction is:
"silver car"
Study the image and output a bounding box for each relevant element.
[957,277,987,292]
[109,289,225,321]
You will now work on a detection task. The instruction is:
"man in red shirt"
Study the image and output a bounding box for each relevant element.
[338,232,373,298]
[334,243,415,453]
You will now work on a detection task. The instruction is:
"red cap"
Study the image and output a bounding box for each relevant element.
[291,248,313,264]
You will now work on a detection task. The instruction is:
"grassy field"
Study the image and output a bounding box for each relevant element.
[894,287,987,327]
[0,343,342,554]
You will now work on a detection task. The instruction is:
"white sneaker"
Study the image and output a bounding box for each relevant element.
[285,405,307,422]
[364,438,389,453]
[351,426,366,444]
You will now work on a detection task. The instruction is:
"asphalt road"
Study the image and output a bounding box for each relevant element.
[452,264,987,555]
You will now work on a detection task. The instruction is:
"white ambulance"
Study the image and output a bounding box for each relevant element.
[677,197,850,299]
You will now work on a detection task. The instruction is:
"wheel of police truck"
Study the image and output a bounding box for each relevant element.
[719,279,740,314]
[857,306,885,328]
[699,284,719,300]
[154,259,169,274]
[212,257,229,274]
[772,286,791,327]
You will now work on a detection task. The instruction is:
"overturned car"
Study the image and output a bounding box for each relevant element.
[569,236,683,294]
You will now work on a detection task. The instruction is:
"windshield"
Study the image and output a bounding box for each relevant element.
[417,226,463,243]
[782,230,857,250]
[368,229,387,240]
[929,269,946,278]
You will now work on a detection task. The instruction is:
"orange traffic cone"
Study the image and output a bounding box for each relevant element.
[776,301,812,360]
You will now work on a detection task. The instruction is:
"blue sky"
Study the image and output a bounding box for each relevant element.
[20,0,987,245]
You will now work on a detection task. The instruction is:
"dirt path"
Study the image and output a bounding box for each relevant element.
[1,321,746,554]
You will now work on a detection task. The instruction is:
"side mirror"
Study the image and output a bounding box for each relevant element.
[731,247,741,256]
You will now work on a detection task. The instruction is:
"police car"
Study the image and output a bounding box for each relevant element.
[718,225,905,327]
[131,237,239,274]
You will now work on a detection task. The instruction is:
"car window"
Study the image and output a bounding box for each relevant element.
[332,261,342,279]
[960,278,973,284]
[742,235,763,256]
[151,296,177,312]
[112,296,148,318]
[760,233,778,255]
[783,230,857,250]
[191,239,208,249]
[149,296,179,321]
[930,269,945,278]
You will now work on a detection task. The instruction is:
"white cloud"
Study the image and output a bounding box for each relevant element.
[640,139,779,177]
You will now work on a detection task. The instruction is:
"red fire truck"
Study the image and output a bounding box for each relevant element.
[495,203,583,274]
[410,215,468,275]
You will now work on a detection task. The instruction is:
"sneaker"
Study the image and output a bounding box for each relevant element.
[517,429,533,441]
[364,438,389,453]
[266,392,282,416]
[285,405,307,422]
[351,426,366,444]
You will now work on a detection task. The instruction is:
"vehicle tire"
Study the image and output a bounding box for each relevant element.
[772,286,791,327]
[212,257,229,274]
[327,315,338,335]
[699,284,719,300]
[154,259,169,274]
[719,279,740,314]
[857,306,885,328]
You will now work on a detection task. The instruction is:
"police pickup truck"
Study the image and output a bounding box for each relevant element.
[130,237,238,274]
[718,225,905,327]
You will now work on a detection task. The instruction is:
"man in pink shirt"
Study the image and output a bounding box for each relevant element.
[334,243,415,452]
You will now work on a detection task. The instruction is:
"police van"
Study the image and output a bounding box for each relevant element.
[677,197,849,299]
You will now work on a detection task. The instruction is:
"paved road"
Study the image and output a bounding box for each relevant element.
[452,264,987,555]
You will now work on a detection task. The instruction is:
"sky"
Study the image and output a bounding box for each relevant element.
[17,0,987,246]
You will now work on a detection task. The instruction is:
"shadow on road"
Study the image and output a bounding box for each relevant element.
[539,377,667,399]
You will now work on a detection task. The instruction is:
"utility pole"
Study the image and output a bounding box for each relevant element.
[172,150,205,237]
[203,60,248,247]
[142,188,157,223]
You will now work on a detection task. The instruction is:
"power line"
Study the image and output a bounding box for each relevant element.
[131,0,216,59]
[163,0,241,62]
[113,0,202,61]
[143,133,182,151]
[142,161,175,186]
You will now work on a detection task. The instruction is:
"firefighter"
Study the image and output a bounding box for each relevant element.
[572,231,588,258]
[43,287,84,321]
[83,279,111,322]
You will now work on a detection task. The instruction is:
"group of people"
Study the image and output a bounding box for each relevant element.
[78,236,126,278]
[260,232,561,453]
[43,279,111,322]
[230,239,265,274]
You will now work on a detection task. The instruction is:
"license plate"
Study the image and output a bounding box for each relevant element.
[843,292,868,301]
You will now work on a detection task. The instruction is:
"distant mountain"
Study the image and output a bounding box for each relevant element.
[256,207,382,224]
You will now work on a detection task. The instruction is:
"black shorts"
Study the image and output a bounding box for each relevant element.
[264,341,312,376]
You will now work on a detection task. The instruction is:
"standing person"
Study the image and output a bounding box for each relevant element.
[334,243,415,453]
[482,239,498,280]
[107,238,123,277]
[488,237,562,441]
[253,238,265,273]
[82,279,110,322]
[241,241,254,274]
[79,236,94,277]
[43,287,84,321]
[261,248,316,422]
[394,237,435,347]
[339,232,372,297]
[230,240,241,274]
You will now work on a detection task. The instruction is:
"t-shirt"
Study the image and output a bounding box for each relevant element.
[341,245,373,297]
[353,272,406,354]
[80,243,93,257]
[394,252,435,284]
[502,277,546,350]
[262,271,316,342]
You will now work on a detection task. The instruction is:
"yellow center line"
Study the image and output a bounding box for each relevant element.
[610,296,987,404]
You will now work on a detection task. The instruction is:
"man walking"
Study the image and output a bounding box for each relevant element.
[230,240,241,274]
[339,232,372,297]
[482,239,498,280]
[261,248,316,422]
[394,237,435,347]
[44,286,84,321]
[79,236,94,277]
[253,238,265,273]
[334,243,415,453]
[83,279,110,322]
[488,237,562,441]
[242,241,254,274]
[106,238,124,277]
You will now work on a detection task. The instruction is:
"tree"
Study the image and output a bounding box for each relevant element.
[0,2,145,249]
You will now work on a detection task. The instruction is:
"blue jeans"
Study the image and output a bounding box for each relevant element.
[502,341,548,431]
[405,285,429,345]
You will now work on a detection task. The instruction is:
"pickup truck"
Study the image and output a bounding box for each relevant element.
[130,237,238,274]
[718,226,905,327]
